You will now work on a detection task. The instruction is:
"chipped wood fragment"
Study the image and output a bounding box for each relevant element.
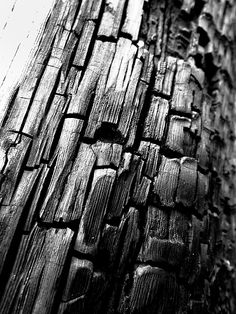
[154,57,177,97]
[93,141,122,168]
[176,157,198,208]
[181,215,202,284]
[22,64,61,137]
[59,32,79,73]
[57,67,82,95]
[27,95,66,167]
[99,224,120,268]
[153,156,180,207]
[121,0,145,41]
[143,96,169,142]
[126,81,148,148]
[49,27,72,69]
[75,168,116,255]
[169,210,189,244]
[73,21,96,67]
[171,60,192,114]
[189,75,204,112]
[106,154,140,220]
[73,0,103,32]
[40,118,83,223]
[118,57,143,138]
[196,127,211,171]
[201,95,212,130]
[58,296,86,314]
[54,143,96,222]
[165,115,191,155]
[195,172,209,216]
[139,206,169,261]
[62,258,93,301]
[140,50,154,83]
[132,160,151,206]
[102,40,137,125]
[68,40,116,116]
[129,265,179,313]
[85,38,140,139]
[117,208,140,274]
[138,141,160,178]
[98,0,126,39]
[2,96,32,138]
[139,206,188,267]
[0,135,32,205]
[86,271,108,313]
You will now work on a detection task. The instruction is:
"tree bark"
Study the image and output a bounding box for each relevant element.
[0,0,236,313]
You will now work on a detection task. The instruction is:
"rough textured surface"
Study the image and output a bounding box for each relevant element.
[0,0,236,313]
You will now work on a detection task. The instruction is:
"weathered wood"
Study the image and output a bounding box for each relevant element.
[1,0,236,313]
[55,141,121,223]
[0,164,50,276]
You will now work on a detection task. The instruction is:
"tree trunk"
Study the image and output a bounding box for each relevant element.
[0,0,236,313]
